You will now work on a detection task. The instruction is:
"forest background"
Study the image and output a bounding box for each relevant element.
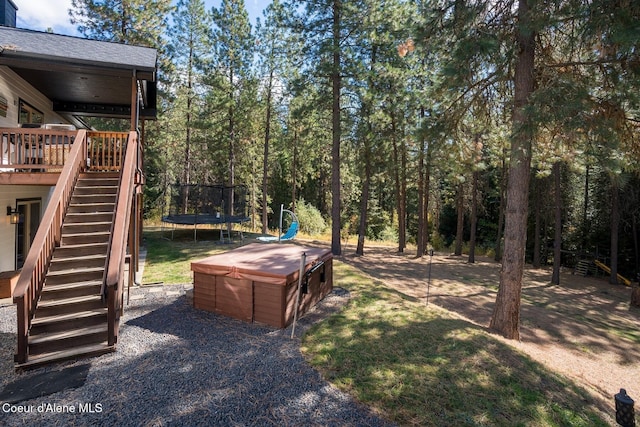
[66,0,639,339]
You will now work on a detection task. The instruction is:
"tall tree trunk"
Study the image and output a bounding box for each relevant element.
[454,182,464,256]
[552,161,562,285]
[262,69,274,234]
[292,131,298,210]
[494,149,507,262]
[489,0,535,340]
[582,163,590,255]
[391,114,404,253]
[633,212,639,277]
[532,178,542,269]
[229,69,235,188]
[609,178,620,285]
[181,49,194,213]
[357,46,376,256]
[399,127,407,253]
[357,144,371,256]
[330,0,342,256]
[417,108,426,257]
[425,144,432,250]
[468,170,478,263]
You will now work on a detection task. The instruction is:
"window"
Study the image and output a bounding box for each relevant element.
[18,99,44,125]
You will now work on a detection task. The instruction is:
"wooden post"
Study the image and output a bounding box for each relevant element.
[291,252,306,339]
[131,71,139,131]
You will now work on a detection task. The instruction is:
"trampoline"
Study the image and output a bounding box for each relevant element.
[162,184,250,241]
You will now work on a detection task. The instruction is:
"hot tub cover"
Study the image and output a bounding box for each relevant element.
[191,243,331,285]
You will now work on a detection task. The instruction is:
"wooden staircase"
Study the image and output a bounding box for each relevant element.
[574,259,592,276]
[17,172,120,369]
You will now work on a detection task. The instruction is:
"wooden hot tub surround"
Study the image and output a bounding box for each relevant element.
[191,243,333,328]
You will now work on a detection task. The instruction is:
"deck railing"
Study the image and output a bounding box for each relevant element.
[0,128,129,172]
[13,130,88,364]
[87,131,128,172]
[105,131,138,346]
[0,128,77,172]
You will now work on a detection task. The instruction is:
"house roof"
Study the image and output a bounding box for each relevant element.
[0,26,157,121]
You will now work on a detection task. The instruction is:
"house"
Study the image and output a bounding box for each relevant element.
[0,2,157,368]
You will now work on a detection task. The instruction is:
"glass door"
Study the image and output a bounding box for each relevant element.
[15,199,41,269]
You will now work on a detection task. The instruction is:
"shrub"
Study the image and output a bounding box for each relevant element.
[295,199,327,235]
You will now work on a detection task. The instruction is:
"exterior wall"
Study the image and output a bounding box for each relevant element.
[0,66,67,128]
[0,66,66,273]
[0,185,53,272]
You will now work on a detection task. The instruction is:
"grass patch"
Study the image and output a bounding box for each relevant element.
[142,227,241,284]
[301,262,609,426]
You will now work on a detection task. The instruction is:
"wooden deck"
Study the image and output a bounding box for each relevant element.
[0,128,129,181]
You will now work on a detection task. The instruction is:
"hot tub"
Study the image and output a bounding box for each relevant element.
[191,243,333,328]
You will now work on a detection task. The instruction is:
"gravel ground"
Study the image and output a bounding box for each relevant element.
[0,285,393,427]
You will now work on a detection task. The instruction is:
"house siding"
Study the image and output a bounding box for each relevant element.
[0,66,66,274]
[0,185,53,272]
[0,65,67,127]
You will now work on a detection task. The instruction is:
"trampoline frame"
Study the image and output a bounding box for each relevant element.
[161,184,250,242]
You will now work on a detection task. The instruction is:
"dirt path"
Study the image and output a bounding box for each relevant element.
[339,246,640,413]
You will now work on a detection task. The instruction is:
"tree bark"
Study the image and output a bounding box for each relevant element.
[494,148,506,262]
[609,178,620,285]
[357,144,371,256]
[391,114,404,253]
[532,178,542,269]
[468,170,478,263]
[330,0,342,256]
[489,0,535,340]
[551,161,562,285]
[582,163,590,255]
[417,108,426,257]
[292,132,298,210]
[399,127,407,253]
[262,69,274,234]
[454,182,464,256]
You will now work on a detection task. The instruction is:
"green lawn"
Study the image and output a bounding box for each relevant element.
[141,227,244,284]
[301,262,609,426]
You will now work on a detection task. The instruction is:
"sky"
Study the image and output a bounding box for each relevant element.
[14,0,267,36]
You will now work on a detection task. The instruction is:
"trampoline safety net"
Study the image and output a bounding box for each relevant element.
[162,184,250,225]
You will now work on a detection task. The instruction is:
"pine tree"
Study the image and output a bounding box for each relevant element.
[69,0,172,47]
[167,0,213,188]
[208,0,255,190]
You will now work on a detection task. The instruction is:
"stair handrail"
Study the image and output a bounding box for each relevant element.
[104,131,138,346]
[13,130,88,364]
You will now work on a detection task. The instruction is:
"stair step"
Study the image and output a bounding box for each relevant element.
[74,186,118,195]
[41,280,103,300]
[49,254,106,272]
[31,308,108,334]
[64,212,114,223]
[53,242,108,258]
[67,203,115,213]
[28,324,108,356]
[62,222,113,234]
[77,180,119,187]
[17,342,114,370]
[36,294,103,318]
[61,231,111,246]
[29,324,108,347]
[44,269,103,287]
[68,197,116,203]
[37,294,102,308]
[80,171,120,179]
